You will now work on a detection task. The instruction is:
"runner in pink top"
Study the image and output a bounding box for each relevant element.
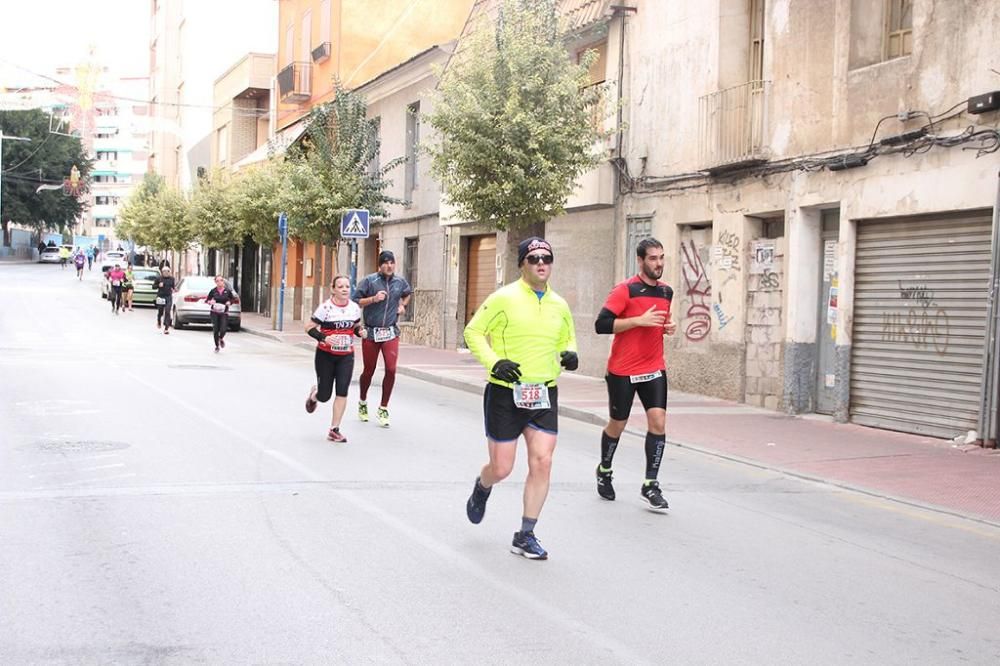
[107,265,126,315]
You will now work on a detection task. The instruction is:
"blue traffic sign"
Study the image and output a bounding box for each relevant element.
[278,212,288,238]
[340,209,370,239]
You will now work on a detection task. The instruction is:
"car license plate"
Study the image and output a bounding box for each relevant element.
[211,303,227,313]
[513,383,550,410]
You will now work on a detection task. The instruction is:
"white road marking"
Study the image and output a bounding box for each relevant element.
[60,473,137,487]
[127,371,652,665]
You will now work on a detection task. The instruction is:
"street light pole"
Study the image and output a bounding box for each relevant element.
[0,130,32,246]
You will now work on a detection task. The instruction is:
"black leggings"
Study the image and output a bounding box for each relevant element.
[211,312,228,346]
[315,350,355,401]
[157,296,173,327]
[110,286,123,311]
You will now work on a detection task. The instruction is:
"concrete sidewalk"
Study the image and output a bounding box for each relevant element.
[240,312,1000,526]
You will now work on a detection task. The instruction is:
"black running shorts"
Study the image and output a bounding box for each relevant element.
[483,383,558,442]
[606,370,667,421]
[315,349,355,401]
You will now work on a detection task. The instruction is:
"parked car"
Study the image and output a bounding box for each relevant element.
[100,266,160,305]
[99,250,129,274]
[38,247,61,263]
[130,268,162,306]
[172,276,242,331]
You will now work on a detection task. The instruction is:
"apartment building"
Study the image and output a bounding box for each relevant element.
[610,0,1000,441]
[207,52,276,315]
[148,0,276,191]
[270,0,474,325]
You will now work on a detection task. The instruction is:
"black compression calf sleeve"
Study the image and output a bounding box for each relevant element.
[644,432,666,481]
[600,430,620,469]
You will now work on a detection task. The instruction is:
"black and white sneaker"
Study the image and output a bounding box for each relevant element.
[596,465,615,501]
[510,531,548,560]
[640,481,669,512]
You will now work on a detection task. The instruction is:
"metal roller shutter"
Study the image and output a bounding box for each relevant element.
[850,212,992,438]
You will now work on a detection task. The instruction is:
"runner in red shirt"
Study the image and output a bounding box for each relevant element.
[593,238,676,511]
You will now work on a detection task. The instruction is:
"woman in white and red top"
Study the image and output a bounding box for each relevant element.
[304,274,367,442]
[206,276,237,352]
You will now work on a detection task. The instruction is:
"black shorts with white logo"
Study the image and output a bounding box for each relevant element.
[483,383,559,442]
[606,370,667,421]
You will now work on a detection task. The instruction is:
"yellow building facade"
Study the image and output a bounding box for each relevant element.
[275,0,475,130]
[270,0,474,326]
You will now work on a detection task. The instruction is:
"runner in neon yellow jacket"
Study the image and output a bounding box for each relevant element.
[462,236,579,561]
[464,278,577,387]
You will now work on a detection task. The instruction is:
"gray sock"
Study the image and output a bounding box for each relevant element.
[520,516,537,534]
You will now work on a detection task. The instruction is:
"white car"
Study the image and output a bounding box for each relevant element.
[172,275,242,331]
[38,247,61,264]
[99,250,128,273]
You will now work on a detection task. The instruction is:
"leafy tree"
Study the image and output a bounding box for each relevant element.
[119,173,193,252]
[231,161,284,246]
[0,109,92,246]
[426,0,606,231]
[188,169,242,249]
[284,82,404,242]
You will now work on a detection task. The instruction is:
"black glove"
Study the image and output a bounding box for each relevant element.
[560,351,579,371]
[491,359,522,383]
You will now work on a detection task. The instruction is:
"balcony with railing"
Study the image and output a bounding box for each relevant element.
[277,61,312,104]
[698,80,770,172]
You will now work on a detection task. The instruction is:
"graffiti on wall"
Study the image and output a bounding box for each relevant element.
[681,240,712,342]
[713,230,741,271]
[713,302,732,330]
[759,269,780,290]
[881,281,951,355]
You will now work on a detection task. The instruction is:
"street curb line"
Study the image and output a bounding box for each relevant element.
[397,365,1000,530]
[245,327,1000,530]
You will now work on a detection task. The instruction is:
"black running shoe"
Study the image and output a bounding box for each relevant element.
[596,465,615,501]
[640,481,669,512]
[465,477,491,524]
[510,531,548,560]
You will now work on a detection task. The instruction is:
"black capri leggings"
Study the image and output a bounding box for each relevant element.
[315,350,355,401]
[211,311,228,346]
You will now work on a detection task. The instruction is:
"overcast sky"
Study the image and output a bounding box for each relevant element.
[0,0,149,88]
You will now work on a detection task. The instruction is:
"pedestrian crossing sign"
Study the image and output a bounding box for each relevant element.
[340,209,370,239]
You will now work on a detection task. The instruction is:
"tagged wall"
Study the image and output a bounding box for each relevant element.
[744,234,785,409]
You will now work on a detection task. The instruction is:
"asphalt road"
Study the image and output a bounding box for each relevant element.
[1,262,999,665]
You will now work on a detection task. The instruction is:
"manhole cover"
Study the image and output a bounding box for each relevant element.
[167,364,230,371]
[24,440,130,454]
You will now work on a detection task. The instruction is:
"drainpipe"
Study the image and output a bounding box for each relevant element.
[610,4,636,280]
[611,4,636,161]
[979,170,1000,447]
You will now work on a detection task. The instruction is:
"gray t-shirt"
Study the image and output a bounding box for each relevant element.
[353,272,413,329]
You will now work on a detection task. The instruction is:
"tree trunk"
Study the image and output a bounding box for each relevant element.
[2,219,10,248]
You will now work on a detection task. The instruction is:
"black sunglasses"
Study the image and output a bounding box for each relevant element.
[525,254,554,265]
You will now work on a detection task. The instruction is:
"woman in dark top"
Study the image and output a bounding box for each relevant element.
[206,275,236,352]
[154,268,177,334]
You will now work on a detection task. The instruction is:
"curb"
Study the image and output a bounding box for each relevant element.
[402,364,1000,529]
[245,324,1000,529]
[242,325,315,353]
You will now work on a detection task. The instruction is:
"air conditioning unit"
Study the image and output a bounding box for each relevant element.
[312,42,331,63]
